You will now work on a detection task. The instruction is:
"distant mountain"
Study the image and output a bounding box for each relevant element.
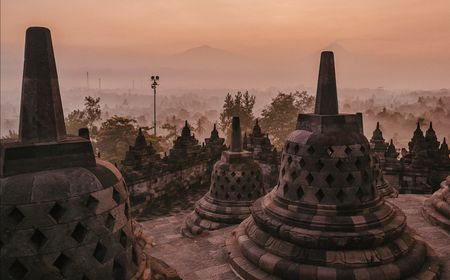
[166,45,246,69]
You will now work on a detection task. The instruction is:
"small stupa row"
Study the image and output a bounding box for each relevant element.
[226,51,440,279]
[0,27,155,280]
[422,176,450,231]
[181,117,266,237]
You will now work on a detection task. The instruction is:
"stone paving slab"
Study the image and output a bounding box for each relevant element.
[141,195,449,280]
[387,195,450,280]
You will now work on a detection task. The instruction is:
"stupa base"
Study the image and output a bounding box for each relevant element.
[226,219,441,280]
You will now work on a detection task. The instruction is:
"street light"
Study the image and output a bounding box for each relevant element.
[151,75,159,136]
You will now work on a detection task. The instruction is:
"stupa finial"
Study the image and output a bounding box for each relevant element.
[231,116,242,152]
[19,27,66,143]
[314,51,338,115]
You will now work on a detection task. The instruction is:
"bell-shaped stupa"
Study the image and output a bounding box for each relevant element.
[181,117,266,236]
[0,27,150,280]
[226,51,440,280]
[422,176,450,231]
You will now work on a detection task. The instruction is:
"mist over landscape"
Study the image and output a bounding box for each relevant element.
[1,0,449,155]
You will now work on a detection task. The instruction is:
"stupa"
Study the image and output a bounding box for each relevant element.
[369,123,398,198]
[181,117,266,237]
[226,51,440,280]
[422,175,450,231]
[0,27,151,280]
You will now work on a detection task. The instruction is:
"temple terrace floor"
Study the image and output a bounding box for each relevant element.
[140,194,450,280]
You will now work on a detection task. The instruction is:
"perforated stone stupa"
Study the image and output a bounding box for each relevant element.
[226,51,440,280]
[0,27,149,280]
[181,117,266,237]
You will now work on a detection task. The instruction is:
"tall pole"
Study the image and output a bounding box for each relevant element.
[151,75,160,136]
[86,72,90,89]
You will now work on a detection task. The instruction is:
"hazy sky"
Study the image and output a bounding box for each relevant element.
[2,0,450,90]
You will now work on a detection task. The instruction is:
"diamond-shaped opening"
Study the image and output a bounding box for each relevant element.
[345,146,352,155]
[325,174,334,186]
[231,171,236,177]
[315,189,325,202]
[225,176,230,183]
[93,242,107,263]
[250,170,255,176]
[9,260,28,279]
[105,213,116,231]
[307,146,315,155]
[30,229,47,250]
[294,144,300,154]
[297,187,304,199]
[354,158,362,169]
[356,188,364,201]
[360,145,366,153]
[230,185,236,191]
[132,247,138,265]
[291,171,298,180]
[336,189,346,202]
[49,202,65,223]
[327,146,334,157]
[316,160,324,171]
[236,177,241,184]
[362,170,369,182]
[9,207,25,225]
[119,230,127,248]
[86,195,99,209]
[225,193,230,200]
[237,193,242,199]
[112,188,121,204]
[306,173,314,185]
[287,156,293,165]
[283,183,289,195]
[71,223,88,243]
[242,184,246,190]
[335,159,345,171]
[53,253,71,275]
[346,173,355,185]
[124,203,130,219]
[220,185,224,190]
[242,171,246,176]
[299,158,306,168]
[113,258,126,280]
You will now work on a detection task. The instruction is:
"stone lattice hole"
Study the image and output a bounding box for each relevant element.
[49,202,65,222]
[30,229,47,250]
[53,253,71,275]
[9,260,28,279]
[9,207,25,225]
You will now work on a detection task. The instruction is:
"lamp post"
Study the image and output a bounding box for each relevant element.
[151,75,159,136]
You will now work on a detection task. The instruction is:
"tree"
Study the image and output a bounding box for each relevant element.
[161,115,184,143]
[219,91,256,141]
[84,96,101,128]
[96,116,138,163]
[259,91,314,148]
[195,116,209,138]
[65,96,101,136]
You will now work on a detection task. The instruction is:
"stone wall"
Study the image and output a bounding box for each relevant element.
[127,161,278,216]
[128,163,210,215]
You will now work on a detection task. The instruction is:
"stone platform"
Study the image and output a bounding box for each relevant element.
[140,194,449,280]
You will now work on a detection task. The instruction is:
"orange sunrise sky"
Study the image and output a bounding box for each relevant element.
[1,0,450,90]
